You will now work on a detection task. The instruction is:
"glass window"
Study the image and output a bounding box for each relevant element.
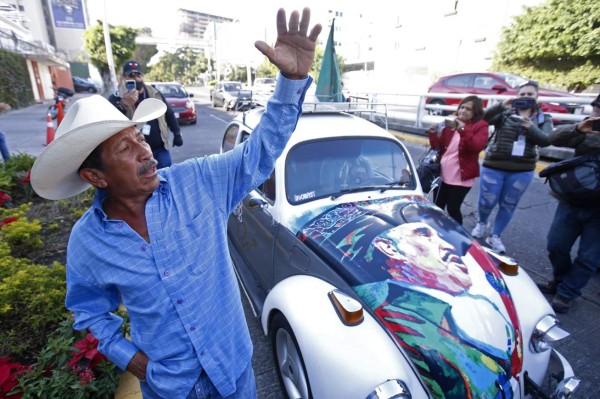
[257,171,276,202]
[444,75,473,87]
[473,75,499,89]
[285,138,415,204]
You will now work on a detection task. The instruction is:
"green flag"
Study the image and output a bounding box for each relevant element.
[316,19,343,102]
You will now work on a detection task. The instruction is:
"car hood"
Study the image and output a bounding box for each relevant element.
[294,195,523,398]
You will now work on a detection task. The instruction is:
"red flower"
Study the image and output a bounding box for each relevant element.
[0,217,19,227]
[68,333,108,370]
[22,171,31,185]
[0,192,11,207]
[0,357,28,399]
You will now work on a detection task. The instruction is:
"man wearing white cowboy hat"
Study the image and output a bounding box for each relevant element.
[30,8,321,399]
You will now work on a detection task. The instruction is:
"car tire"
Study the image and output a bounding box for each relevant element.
[428,99,448,116]
[271,312,311,399]
[211,96,217,107]
[88,87,97,93]
[222,102,229,111]
[191,119,197,125]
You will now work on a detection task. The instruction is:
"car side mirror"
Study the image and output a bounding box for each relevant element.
[491,85,507,92]
[189,93,194,97]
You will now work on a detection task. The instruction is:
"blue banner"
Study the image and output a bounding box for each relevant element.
[52,0,86,29]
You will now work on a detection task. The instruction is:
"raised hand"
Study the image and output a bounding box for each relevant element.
[254,8,322,79]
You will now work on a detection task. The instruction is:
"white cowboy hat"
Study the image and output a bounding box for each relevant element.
[31,95,166,200]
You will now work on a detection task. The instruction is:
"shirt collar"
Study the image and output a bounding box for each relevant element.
[91,175,169,223]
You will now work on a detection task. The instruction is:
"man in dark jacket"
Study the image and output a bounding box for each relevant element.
[537,93,600,313]
[109,61,183,168]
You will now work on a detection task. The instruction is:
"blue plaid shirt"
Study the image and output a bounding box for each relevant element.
[65,74,311,398]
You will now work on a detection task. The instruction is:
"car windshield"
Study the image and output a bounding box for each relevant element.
[285,137,416,204]
[224,83,242,91]
[496,73,528,88]
[155,84,187,98]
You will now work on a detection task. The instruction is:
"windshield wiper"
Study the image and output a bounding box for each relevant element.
[330,182,409,199]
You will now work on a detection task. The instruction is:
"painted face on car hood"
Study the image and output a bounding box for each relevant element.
[293,196,523,398]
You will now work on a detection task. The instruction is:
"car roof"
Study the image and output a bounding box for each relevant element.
[235,106,394,145]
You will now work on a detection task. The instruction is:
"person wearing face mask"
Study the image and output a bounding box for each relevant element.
[108,61,183,169]
[426,95,489,225]
[471,81,552,253]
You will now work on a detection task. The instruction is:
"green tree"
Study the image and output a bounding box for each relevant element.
[146,47,208,85]
[83,21,138,90]
[492,0,600,92]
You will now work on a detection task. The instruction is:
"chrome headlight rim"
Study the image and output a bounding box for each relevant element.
[366,379,412,399]
[530,314,570,353]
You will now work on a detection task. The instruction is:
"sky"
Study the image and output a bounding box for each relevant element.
[86,0,336,40]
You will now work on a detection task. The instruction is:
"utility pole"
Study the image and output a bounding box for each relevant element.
[103,0,118,93]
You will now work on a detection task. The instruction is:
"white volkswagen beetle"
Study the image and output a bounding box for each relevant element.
[220,103,579,399]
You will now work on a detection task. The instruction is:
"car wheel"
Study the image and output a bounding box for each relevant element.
[222,101,229,111]
[211,96,217,107]
[271,312,311,399]
[191,118,197,125]
[88,87,97,93]
[428,99,448,116]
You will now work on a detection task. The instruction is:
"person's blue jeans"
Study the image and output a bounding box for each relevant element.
[0,130,10,161]
[186,362,256,399]
[547,202,600,300]
[152,146,172,169]
[477,166,534,236]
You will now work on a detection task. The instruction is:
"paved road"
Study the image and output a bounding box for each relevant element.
[2,88,598,398]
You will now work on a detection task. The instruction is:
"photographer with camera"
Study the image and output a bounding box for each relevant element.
[426,95,489,225]
[471,80,552,253]
[108,61,182,169]
[537,93,600,313]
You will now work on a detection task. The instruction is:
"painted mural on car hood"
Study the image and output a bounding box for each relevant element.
[293,195,523,398]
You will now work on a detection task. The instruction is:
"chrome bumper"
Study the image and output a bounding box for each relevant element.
[525,349,580,399]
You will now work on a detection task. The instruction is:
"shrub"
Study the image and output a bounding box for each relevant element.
[0,153,36,203]
[14,316,123,399]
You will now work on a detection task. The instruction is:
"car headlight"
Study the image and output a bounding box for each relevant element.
[366,379,411,399]
[530,314,570,353]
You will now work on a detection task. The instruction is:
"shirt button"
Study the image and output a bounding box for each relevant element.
[177,299,183,304]
[141,245,147,252]
[200,351,205,356]
[117,222,123,228]
[190,326,196,331]
[164,270,170,276]
[296,89,302,94]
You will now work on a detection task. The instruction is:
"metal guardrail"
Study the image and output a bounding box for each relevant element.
[345,91,595,160]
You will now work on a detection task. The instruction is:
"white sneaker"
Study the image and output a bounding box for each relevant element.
[471,222,489,238]
[486,235,506,254]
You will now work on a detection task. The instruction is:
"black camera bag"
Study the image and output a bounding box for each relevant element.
[539,148,600,207]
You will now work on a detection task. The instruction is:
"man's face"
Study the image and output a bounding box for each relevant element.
[125,71,144,91]
[373,222,471,292]
[99,127,159,196]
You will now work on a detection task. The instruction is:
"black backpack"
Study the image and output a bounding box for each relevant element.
[539,149,600,207]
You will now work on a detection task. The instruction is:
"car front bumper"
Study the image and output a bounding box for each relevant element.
[525,348,580,399]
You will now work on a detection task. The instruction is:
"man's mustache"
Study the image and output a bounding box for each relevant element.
[138,159,158,175]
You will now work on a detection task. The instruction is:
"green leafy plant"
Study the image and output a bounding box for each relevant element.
[15,316,123,399]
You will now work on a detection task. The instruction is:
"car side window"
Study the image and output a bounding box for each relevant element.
[474,75,498,89]
[257,171,276,202]
[445,75,472,87]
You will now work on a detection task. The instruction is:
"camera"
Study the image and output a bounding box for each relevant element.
[444,118,457,129]
[592,119,600,132]
[125,80,137,92]
[512,97,536,109]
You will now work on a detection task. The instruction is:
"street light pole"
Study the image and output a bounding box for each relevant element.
[103,0,118,93]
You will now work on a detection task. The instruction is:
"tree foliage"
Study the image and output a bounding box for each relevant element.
[83,21,138,88]
[492,0,600,92]
[145,47,208,85]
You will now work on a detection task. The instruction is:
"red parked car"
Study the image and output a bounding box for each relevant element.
[149,82,197,124]
[426,72,578,117]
